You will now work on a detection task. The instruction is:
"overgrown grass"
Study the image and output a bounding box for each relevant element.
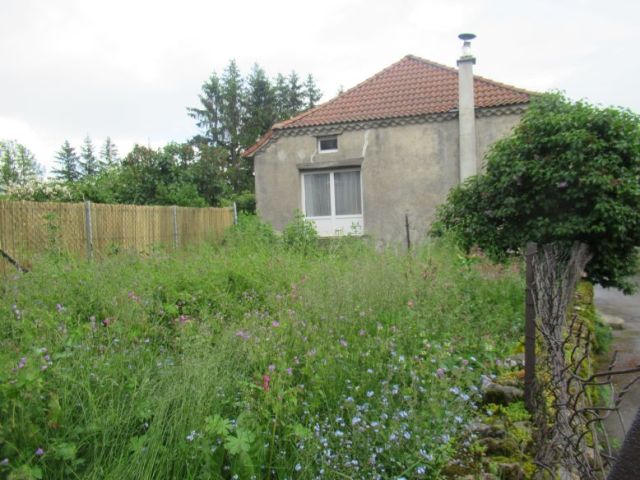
[0,217,524,479]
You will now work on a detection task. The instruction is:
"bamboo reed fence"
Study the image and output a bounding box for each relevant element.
[0,200,235,275]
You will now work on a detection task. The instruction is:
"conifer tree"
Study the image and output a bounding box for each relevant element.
[187,71,224,146]
[286,71,305,116]
[273,73,290,121]
[80,136,100,177]
[242,63,275,146]
[100,137,119,166]
[221,59,244,168]
[304,74,322,109]
[52,140,80,182]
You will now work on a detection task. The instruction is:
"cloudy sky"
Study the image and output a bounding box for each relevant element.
[1,0,638,174]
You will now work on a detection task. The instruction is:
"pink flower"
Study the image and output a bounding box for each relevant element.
[436,368,445,378]
[178,315,191,324]
[462,359,469,367]
[271,321,280,328]
[17,357,27,369]
[262,374,271,392]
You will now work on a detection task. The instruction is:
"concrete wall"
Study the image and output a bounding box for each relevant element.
[254,112,522,245]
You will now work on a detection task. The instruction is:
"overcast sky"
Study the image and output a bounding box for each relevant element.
[1,0,638,174]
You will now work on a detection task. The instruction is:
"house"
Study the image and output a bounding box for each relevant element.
[243,35,531,244]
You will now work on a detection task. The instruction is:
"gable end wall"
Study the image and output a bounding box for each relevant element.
[254,112,522,244]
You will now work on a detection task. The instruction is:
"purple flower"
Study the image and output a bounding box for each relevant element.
[235,330,250,340]
[271,320,280,328]
[56,303,64,313]
[435,368,445,379]
[268,364,276,372]
[286,367,293,375]
[35,448,45,456]
[17,357,27,369]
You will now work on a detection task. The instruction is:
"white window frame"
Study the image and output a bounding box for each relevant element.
[317,136,338,153]
[300,168,363,237]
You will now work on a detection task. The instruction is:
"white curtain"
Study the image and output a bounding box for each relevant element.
[304,173,331,216]
[335,171,361,215]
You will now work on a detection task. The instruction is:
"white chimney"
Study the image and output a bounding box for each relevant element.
[457,33,477,182]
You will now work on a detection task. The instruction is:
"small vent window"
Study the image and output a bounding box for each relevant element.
[318,136,338,152]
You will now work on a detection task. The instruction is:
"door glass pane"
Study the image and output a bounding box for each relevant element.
[304,173,331,216]
[335,171,361,215]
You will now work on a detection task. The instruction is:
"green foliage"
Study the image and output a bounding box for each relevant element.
[0,140,43,191]
[79,136,101,178]
[51,140,80,182]
[435,92,640,292]
[282,210,319,254]
[0,227,524,478]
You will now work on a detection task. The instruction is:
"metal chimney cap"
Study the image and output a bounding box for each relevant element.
[458,33,476,41]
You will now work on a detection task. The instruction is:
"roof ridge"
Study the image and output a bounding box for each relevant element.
[272,56,417,131]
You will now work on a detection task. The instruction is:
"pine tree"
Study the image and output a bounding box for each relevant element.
[52,140,80,182]
[0,140,43,189]
[242,63,275,147]
[100,137,119,166]
[187,71,224,146]
[80,136,100,177]
[273,73,290,121]
[287,71,305,116]
[221,59,244,167]
[304,74,322,109]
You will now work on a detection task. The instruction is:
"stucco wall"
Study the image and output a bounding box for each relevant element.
[254,111,522,245]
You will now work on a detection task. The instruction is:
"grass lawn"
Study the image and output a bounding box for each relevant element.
[0,217,524,479]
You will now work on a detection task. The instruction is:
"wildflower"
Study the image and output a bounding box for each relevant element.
[295,463,302,472]
[398,355,405,363]
[454,415,463,423]
[460,393,470,401]
[56,303,64,312]
[102,317,114,327]
[12,304,21,319]
[286,367,293,375]
[17,357,27,369]
[407,300,415,308]
[268,364,276,372]
[178,314,191,324]
[186,430,197,442]
[436,368,445,378]
[262,374,271,392]
[339,339,348,348]
[449,387,460,395]
[359,328,366,336]
[367,368,374,374]
[35,448,45,456]
[235,330,250,340]
[366,390,374,398]
[403,431,411,440]
[351,416,362,425]
[40,365,48,372]
[1,458,8,466]
[462,359,469,366]
[416,466,427,475]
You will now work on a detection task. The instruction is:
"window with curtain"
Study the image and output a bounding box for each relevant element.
[303,169,362,218]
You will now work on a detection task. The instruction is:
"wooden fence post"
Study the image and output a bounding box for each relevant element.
[524,242,537,413]
[84,200,93,260]
[172,205,179,249]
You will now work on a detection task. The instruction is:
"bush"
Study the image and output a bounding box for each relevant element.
[282,211,318,254]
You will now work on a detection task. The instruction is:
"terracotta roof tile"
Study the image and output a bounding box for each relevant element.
[243,54,530,156]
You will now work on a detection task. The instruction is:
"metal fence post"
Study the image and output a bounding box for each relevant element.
[524,242,537,413]
[84,200,93,260]
[172,205,179,249]
[233,202,238,225]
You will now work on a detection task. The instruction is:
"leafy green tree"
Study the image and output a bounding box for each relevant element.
[304,74,322,109]
[100,137,119,166]
[0,140,43,189]
[52,140,80,182]
[80,136,100,177]
[435,92,640,292]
